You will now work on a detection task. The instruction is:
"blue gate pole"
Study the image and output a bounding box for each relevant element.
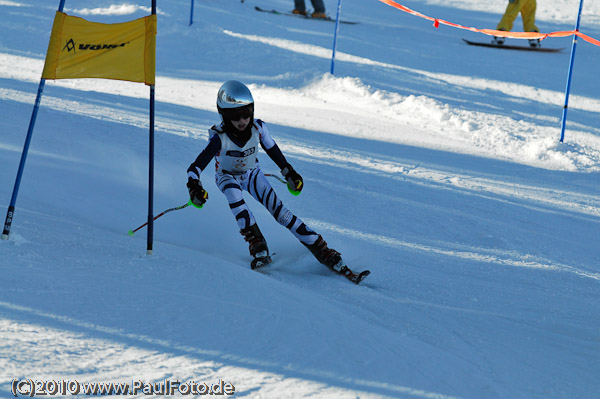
[330,0,343,75]
[2,0,67,240]
[147,0,157,254]
[560,0,584,143]
[147,86,155,254]
[189,0,194,26]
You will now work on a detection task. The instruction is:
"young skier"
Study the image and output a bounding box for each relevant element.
[186,80,349,275]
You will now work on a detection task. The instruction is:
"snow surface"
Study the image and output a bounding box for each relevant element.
[1,0,599,398]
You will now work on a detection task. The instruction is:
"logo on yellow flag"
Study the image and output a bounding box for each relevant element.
[62,38,129,53]
[42,12,156,85]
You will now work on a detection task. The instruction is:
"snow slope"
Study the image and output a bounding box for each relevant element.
[1,0,599,398]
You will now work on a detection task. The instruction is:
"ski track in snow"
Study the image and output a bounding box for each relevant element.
[306,219,600,281]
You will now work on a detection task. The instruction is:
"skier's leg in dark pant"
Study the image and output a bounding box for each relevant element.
[246,169,319,245]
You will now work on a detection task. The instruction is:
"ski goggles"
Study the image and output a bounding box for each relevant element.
[221,104,253,121]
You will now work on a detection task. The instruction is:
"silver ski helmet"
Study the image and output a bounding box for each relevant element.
[217,80,254,122]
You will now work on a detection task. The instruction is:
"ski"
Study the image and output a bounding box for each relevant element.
[250,252,369,285]
[462,39,563,53]
[255,6,360,25]
[339,265,370,285]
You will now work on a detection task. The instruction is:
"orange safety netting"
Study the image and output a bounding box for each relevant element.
[376,0,600,47]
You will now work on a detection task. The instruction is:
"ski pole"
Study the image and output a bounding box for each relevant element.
[264,173,286,184]
[128,200,200,236]
[264,173,301,196]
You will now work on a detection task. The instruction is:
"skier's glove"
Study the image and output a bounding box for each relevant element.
[281,164,303,193]
[187,177,208,206]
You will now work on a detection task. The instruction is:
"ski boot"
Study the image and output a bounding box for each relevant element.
[492,28,506,45]
[311,12,327,19]
[241,224,271,269]
[304,235,344,272]
[292,9,307,16]
[492,36,505,45]
[305,235,371,284]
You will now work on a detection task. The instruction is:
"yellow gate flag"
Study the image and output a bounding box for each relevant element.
[42,12,156,85]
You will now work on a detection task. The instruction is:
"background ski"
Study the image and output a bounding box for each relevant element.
[462,38,563,52]
[254,6,360,25]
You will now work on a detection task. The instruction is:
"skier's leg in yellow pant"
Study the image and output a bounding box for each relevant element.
[497,0,521,31]
[521,0,539,32]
